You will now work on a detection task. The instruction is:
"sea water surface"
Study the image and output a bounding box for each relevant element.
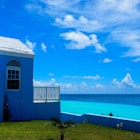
[60,94,140,121]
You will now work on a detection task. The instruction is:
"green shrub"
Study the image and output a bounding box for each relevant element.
[3,95,11,122]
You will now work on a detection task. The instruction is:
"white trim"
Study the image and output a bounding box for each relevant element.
[6,60,21,91]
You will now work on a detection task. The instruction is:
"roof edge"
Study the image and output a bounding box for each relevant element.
[0,50,34,58]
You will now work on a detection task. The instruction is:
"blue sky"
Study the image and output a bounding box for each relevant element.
[0,0,140,94]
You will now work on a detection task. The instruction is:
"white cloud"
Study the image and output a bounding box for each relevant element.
[122,73,134,86]
[28,0,139,28]
[61,31,106,53]
[25,0,140,33]
[103,58,112,63]
[132,57,140,62]
[55,15,103,32]
[117,0,137,12]
[25,4,43,15]
[41,0,65,6]
[33,78,104,93]
[64,75,101,80]
[25,0,140,57]
[33,78,57,87]
[56,15,75,25]
[33,79,44,87]
[33,79,77,93]
[48,73,54,76]
[82,75,100,80]
[95,83,104,88]
[25,0,81,17]
[111,29,140,57]
[26,39,36,51]
[61,31,90,49]
[112,73,138,88]
[125,68,131,71]
[80,82,87,87]
[90,34,107,53]
[94,0,140,26]
[112,78,120,87]
[41,42,47,53]
[33,74,140,94]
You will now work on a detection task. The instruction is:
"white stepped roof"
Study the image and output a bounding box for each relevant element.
[0,36,34,58]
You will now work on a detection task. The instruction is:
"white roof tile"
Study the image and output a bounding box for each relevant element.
[0,36,34,58]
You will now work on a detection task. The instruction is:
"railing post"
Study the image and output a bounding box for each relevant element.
[58,86,60,101]
[46,87,47,102]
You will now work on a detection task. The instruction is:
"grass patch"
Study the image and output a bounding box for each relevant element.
[0,120,139,140]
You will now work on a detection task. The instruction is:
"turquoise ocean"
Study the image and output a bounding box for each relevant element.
[60,94,140,121]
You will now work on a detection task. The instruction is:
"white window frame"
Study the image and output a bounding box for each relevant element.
[6,60,21,90]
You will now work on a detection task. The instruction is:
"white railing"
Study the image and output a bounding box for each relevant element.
[33,87,60,103]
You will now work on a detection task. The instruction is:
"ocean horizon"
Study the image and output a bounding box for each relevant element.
[60,93,140,106]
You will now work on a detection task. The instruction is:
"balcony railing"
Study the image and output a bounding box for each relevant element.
[33,87,60,103]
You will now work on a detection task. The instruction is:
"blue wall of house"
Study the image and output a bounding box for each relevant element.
[0,56,4,122]
[33,102,60,120]
[0,53,60,122]
[0,54,34,121]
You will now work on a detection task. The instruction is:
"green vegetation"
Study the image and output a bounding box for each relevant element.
[51,118,75,140]
[0,120,139,140]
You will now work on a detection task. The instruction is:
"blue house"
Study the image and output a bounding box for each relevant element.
[0,36,60,122]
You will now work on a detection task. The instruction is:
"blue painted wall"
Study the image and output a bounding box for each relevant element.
[83,114,140,133]
[0,54,34,121]
[0,55,4,122]
[61,112,140,133]
[33,102,60,120]
[61,112,82,123]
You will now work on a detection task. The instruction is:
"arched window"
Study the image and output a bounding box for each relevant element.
[7,59,21,90]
